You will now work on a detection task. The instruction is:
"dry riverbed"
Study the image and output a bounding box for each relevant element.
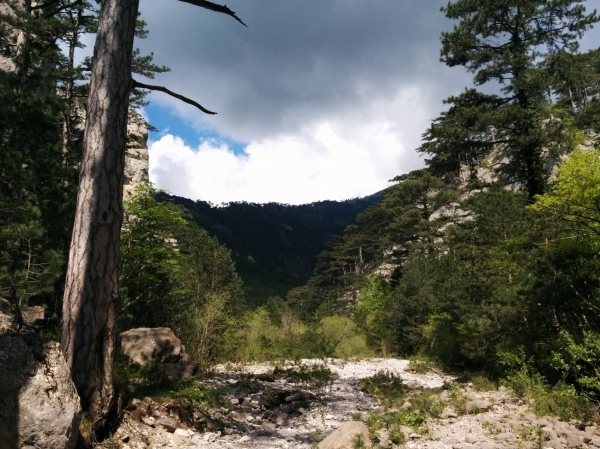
[112,358,599,449]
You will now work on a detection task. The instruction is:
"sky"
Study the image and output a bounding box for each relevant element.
[125,0,600,205]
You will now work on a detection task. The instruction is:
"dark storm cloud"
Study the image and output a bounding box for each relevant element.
[135,0,470,142]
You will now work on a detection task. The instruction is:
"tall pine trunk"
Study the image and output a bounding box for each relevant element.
[61,0,139,426]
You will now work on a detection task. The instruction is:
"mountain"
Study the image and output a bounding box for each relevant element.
[158,192,384,306]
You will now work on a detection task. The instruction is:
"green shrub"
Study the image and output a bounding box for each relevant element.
[503,368,596,422]
[361,371,405,406]
[319,316,373,359]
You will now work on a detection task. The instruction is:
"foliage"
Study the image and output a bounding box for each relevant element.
[230,308,372,362]
[532,146,600,244]
[361,371,405,406]
[421,0,598,197]
[503,368,595,421]
[160,192,381,307]
[119,183,246,363]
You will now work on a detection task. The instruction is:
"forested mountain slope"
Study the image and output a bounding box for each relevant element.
[158,192,383,306]
[282,1,600,403]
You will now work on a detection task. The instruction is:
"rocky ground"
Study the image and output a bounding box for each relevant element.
[112,358,600,449]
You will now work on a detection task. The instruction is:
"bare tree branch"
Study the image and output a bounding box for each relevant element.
[177,0,247,27]
[132,79,217,115]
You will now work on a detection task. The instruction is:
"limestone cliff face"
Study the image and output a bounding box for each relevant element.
[124,115,150,199]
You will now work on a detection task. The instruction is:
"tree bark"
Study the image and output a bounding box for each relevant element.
[61,0,139,427]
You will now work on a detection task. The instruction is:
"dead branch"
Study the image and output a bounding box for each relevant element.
[132,79,217,115]
[177,0,247,27]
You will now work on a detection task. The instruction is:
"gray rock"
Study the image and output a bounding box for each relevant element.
[545,440,564,449]
[317,421,371,449]
[542,427,558,441]
[465,435,479,443]
[441,409,458,419]
[273,412,288,426]
[120,327,198,382]
[156,416,178,433]
[141,417,155,427]
[0,309,12,333]
[164,353,198,382]
[400,426,414,436]
[0,333,81,449]
[564,432,584,448]
[261,421,277,431]
[494,432,516,442]
[120,327,184,366]
[376,429,392,448]
[465,399,492,413]
[591,437,600,447]
[21,306,44,325]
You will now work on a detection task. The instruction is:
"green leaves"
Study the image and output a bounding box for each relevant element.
[423,0,598,198]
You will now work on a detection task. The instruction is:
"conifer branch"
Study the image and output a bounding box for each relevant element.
[177,0,247,27]
[132,79,217,115]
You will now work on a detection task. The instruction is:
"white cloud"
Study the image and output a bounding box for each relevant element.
[149,87,429,205]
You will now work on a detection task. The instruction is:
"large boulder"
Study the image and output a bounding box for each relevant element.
[120,327,198,381]
[0,332,81,449]
[318,421,372,449]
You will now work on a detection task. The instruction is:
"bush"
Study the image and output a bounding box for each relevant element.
[503,368,596,422]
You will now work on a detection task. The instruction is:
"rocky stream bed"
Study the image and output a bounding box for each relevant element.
[113,358,600,449]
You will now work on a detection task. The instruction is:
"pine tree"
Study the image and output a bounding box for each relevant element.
[420,0,598,198]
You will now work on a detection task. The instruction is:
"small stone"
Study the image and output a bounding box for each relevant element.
[239,435,251,442]
[498,386,508,393]
[141,417,155,427]
[400,426,413,436]
[441,409,458,419]
[409,433,421,439]
[465,399,492,413]
[446,437,461,445]
[542,427,558,441]
[401,401,412,410]
[261,421,277,431]
[465,435,479,444]
[591,437,600,447]
[376,429,392,449]
[317,421,371,449]
[167,433,190,446]
[495,432,516,442]
[174,428,188,436]
[273,412,288,426]
[565,432,585,448]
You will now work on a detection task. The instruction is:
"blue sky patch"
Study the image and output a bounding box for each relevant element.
[145,102,247,155]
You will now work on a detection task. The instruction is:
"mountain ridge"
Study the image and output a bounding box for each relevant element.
[158,190,384,306]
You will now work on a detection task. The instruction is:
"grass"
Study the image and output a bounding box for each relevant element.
[153,377,228,408]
